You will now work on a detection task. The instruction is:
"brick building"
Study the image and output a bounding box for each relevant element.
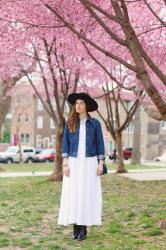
[10,84,35,147]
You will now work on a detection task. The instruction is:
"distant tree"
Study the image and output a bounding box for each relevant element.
[22,36,82,181]
[96,84,139,173]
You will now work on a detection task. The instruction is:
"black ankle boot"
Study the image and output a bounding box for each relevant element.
[72,224,80,240]
[78,226,87,241]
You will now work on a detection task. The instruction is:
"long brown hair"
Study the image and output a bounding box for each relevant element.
[68,104,78,132]
[68,102,89,132]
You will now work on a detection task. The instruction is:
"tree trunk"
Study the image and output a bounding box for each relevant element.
[0,96,11,131]
[48,118,65,181]
[116,131,127,173]
[131,107,141,164]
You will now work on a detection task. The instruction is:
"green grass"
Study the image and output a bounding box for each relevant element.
[0,175,166,249]
[106,162,166,171]
[0,162,54,172]
[0,161,165,173]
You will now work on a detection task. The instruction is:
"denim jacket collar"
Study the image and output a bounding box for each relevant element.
[78,113,93,123]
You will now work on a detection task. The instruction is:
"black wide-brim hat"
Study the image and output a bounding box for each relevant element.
[68,92,98,112]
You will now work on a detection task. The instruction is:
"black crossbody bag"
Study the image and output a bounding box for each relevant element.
[102,162,108,175]
[97,159,107,175]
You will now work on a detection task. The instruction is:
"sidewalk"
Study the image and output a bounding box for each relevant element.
[0,169,166,181]
[117,170,166,181]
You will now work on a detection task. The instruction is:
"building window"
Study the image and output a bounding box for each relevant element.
[21,134,30,144]
[125,123,133,134]
[24,113,29,122]
[50,118,55,129]
[37,99,43,111]
[36,134,43,147]
[161,121,166,129]
[21,134,24,143]
[17,114,21,122]
[51,135,56,147]
[43,137,49,148]
[26,134,29,143]
[37,116,43,129]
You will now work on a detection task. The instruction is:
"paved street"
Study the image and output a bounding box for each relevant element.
[0,168,166,181]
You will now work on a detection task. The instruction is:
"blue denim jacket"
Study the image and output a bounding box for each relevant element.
[62,115,105,160]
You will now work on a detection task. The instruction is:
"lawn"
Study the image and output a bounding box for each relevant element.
[0,174,166,249]
[0,162,54,172]
[107,162,166,171]
[0,161,165,173]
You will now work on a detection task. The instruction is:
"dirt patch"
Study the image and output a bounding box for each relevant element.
[0,248,23,250]
[40,209,57,236]
[0,226,9,233]
[159,220,166,232]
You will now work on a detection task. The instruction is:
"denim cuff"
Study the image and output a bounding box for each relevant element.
[62,153,69,158]
[97,155,105,160]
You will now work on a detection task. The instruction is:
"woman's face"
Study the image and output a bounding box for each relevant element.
[75,99,86,114]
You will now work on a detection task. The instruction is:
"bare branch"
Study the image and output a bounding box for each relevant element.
[33,45,58,123]
[43,39,64,121]
[0,17,65,29]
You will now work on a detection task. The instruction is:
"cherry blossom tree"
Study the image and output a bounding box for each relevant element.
[40,0,166,120]
[0,16,35,130]
[0,3,96,180]
[1,0,166,178]
[1,1,166,119]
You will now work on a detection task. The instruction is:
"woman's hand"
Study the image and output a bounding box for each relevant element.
[97,162,103,176]
[63,165,70,177]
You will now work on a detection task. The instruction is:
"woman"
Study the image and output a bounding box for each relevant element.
[58,92,105,241]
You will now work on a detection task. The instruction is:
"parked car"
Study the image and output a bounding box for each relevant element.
[123,147,133,160]
[0,146,35,163]
[154,152,166,162]
[109,147,133,160]
[108,149,117,161]
[33,148,56,162]
[34,147,44,155]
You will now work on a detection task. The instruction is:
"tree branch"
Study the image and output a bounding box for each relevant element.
[143,0,166,27]
[33,45,58,123]
[82,41,136,91]
[43,3,137,72]
[80,0,127,46]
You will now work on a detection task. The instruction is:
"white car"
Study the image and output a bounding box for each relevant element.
[154,152,166,162]
[0,146,35,164]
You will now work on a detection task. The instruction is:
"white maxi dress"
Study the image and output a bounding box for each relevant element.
[58,118,102,226]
